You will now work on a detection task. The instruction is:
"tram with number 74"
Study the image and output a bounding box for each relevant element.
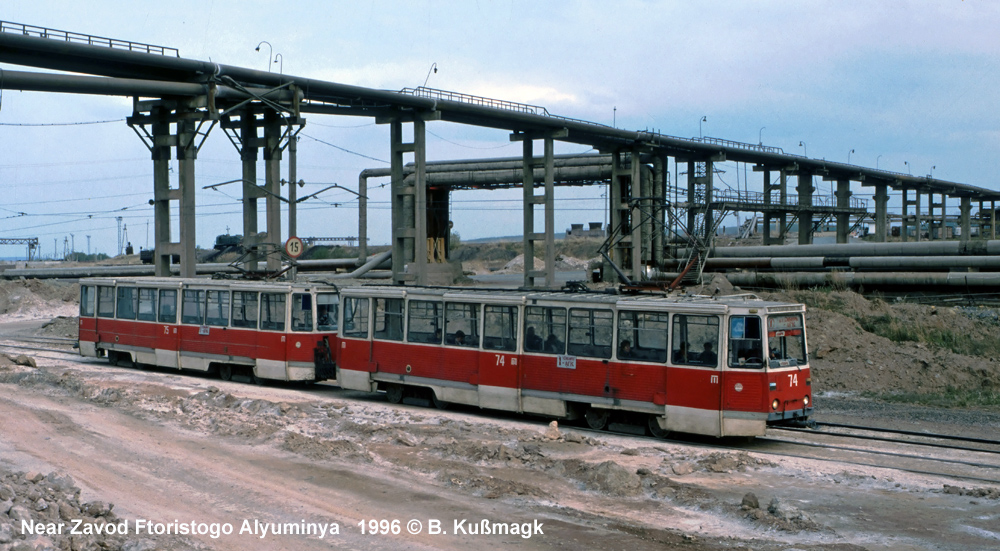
[77,277,812,437]
[335,286,812,437]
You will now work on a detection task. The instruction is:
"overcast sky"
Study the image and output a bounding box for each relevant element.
[1,1,998,258]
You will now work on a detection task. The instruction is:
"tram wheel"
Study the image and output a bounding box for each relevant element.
[430,391,449,410]
[218,365,233,382]
[584,407,610,430]
[385,384,404,404]
[107,351,120,366]
[251,373,265,386]
[647,415,669,438]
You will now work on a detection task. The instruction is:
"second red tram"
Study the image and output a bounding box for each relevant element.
[335,287,812,438]
[78,277,340,383]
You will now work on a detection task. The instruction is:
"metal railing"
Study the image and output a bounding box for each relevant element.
[0,20,179,57]
[710,189,869,210]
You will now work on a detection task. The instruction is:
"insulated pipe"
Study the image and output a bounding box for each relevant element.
[676,240,1000,259]
[358,154,612,179]
[724,271,1000,289]
[0,255,391,279]
[326,250,393,279]
[0,69,270,99]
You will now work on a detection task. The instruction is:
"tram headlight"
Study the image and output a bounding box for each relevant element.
[771,399,780,411]
[803,395,810,407]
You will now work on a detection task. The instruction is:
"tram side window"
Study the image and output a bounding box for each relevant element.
[407,300,442,344]
[137,289,157,322]
[524,306,566,355]
[483,305,518,352]
[182,290,205,325]
[728,316,764,369]
[767,314,807,366]
[158,289,177,324]
[317,293,338,331]
[671,314,721,367]
[568,308,613,359]
[617,311,669,362]
[260,293,287,331]
[97,286,116,318]
[291,293,313,332]
[116,287,137,320]
[80,285,96,317]
[373,298,404,341]
[206,290,231,327]
[231,291,259,328]
[342,297,370,338]
[445,302,480,347]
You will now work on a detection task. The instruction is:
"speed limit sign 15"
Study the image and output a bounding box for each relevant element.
[285,237,304,258]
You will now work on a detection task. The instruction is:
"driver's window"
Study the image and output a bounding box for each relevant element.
[728,315,764,369]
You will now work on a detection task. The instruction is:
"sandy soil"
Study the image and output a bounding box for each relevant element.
[1,279,999,551]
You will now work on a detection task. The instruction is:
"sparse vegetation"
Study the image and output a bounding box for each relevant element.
[855,314,1000,358]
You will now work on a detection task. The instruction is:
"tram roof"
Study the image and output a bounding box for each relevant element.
[339,286,804,311]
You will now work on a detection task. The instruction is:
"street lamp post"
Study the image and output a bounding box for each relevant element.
[255,41,273,72]
[423,62,438,88]
[877,154,882,170]
[699,116,707,139]
[798,141,807,157]
[904,161,911,175]
[848,149,854,164]
[758,127,765,145]
[273,53,283,74]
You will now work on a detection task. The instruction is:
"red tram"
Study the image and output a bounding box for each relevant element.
[78,278,812,438]
[336,287,812,437]
[78,278,340,383]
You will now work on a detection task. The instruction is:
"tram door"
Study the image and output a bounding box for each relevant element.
[668,313,723,436]
[478,304,520,411]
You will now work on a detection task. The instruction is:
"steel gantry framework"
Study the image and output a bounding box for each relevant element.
[3,20,1000,285]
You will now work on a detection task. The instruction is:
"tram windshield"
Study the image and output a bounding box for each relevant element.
[767,314,807,367]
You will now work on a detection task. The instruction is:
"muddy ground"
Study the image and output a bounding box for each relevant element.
[1,278,999,551]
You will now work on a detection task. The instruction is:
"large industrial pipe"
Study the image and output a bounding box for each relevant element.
[724,271,1000,289]
[676,240,1000,259]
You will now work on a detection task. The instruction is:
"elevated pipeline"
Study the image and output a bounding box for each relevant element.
[0,254,392,280]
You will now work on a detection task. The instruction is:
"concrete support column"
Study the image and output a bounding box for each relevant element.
[900,188,909,242]
[287,136,299,240]
[990,201,997,239]
[631,146,644,279]
[175,114,198,278]
[796,173,814,245]
[521,139,536,288]
[543,137,556,287]
[960,196,972,242]
[914,192,923,242]
[150,107,172,277]
[358,174,368,262]
[390,120,411,284]
[263,110,283,273]
[940,194,948,239]
[874,184,889,242]
[239,108,262,273]
[608,152,630,279]
[651,155,666,267]
[413,118,428,284]
[835,178,852,243]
